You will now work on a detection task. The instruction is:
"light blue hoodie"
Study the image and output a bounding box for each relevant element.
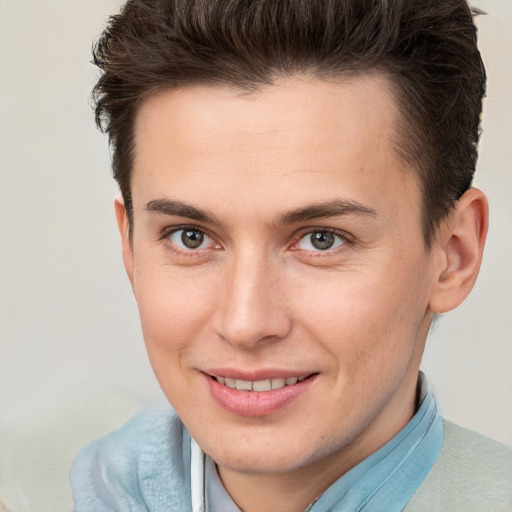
[71,375,443,511]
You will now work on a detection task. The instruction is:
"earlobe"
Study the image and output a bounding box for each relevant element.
[114,197,135,287]
[429,188,488,314]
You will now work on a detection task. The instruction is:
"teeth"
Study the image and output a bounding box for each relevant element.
[215,375,309,391]
[224,377,236,389]
[235,379,253,391]
[253,379,272,391]
[271,378,285,390]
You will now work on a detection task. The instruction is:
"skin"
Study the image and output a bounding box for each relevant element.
[116,74,488,512]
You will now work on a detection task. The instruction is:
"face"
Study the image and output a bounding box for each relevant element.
[122,75,439,479]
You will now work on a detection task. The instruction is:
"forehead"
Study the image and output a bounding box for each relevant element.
[132,74,420,225]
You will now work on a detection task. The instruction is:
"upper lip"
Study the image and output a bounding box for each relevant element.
[203,368,315,381]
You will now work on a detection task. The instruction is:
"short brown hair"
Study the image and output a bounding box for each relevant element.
[93,0,485,247]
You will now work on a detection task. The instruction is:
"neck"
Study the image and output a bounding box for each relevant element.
[218,459,339,512]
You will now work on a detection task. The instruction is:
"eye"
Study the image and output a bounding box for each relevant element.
[168,228,216,250]
[296,230,346,251]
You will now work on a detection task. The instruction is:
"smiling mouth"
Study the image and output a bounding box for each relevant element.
[212,374,311,392]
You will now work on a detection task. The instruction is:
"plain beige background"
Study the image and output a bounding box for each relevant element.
[0,1,510,510]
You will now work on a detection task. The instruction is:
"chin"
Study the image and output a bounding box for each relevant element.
[202,426,344,475]
[213,447,311,475]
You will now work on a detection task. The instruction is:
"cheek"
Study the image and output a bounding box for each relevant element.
[133,266,220,421]
[133,263,216,365]
[294,257,431,365]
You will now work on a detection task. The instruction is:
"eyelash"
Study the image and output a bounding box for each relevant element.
[160,225,218,256]
[159,225,355,257]
[291,228,354,256]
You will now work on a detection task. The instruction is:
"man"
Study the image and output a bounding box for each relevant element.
[71,0,511,510]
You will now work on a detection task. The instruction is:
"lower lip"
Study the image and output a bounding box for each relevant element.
[204,374,316,417]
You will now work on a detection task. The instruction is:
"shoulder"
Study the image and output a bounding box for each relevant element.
[404,420,512,512]
[71,402,192,511]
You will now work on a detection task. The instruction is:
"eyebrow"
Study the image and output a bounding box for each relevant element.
[145,199,223,226]
[144,197,377,226]
[275,199,378,225]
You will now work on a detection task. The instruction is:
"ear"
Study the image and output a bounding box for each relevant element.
[114,196,135,287]
[429,188,489,314]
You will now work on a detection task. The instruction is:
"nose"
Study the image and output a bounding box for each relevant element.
[213,247,292,349]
